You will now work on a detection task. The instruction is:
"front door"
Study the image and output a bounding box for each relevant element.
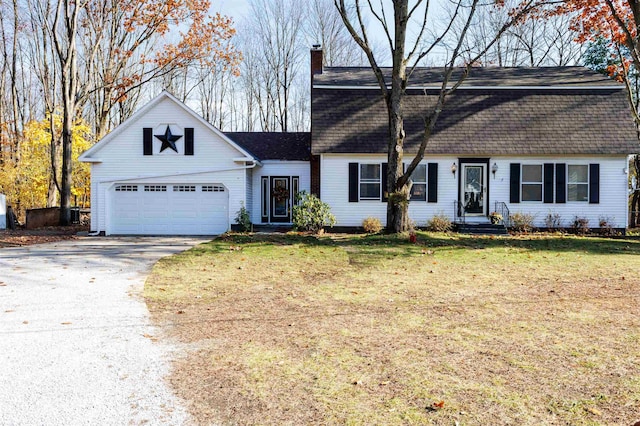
[461,163,487,216]
[270,177,290,223]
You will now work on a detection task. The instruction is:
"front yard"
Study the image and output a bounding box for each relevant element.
[145,232,640,425]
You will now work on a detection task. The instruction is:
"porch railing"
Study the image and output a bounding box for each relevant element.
[454,200,466,224]
[493,201,511,227]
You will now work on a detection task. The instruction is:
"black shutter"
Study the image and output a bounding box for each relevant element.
[510,163,520,203]
[427,163,438,203]
[184,128,194,156]
[589,163,600,204]
[348,163,359,202]
[143,128,153,156]
[381,163,388,202]
[555,163,566,203]
[543,163,554,203]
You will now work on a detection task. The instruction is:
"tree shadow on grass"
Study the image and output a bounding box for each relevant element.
[195,231,640,258]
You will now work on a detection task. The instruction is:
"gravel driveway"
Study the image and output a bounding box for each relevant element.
[0,237,208,425]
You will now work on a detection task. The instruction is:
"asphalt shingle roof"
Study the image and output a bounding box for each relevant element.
[314,66,622,87]
[311,67,639,155]
[225,132,310,161]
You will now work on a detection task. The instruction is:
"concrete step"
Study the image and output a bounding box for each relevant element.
[457,222,509,236]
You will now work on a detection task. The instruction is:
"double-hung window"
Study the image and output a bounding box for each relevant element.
[359,164,381,200]
[409,164,427,201]
[521,164,543,201]
[567,165,588,201]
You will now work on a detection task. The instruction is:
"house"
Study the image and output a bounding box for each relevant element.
[79,92,310,235]
[311,49,638,230]
[80,48,638,235]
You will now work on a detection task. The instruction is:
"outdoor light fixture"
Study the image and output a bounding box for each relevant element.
[491,162,498,178]
[451,162,457,177]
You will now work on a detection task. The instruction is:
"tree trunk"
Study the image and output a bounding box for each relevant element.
[59,77,74,226]
[632,155,639,227]
[385,0,410,233]
[631,190,640,228]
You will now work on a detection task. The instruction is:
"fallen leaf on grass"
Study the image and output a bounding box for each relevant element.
[584,406,601,416]
[143,333,158,342]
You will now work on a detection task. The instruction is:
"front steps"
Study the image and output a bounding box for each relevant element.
[456,222,509,236]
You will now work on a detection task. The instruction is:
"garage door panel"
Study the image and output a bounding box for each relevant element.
[110,183,229,235]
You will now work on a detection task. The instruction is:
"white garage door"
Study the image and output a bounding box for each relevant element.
[109,184,229,235]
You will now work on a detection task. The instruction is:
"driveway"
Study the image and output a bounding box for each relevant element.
[0,237,209,425]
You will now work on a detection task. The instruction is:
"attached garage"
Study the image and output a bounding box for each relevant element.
[108,183,228,235]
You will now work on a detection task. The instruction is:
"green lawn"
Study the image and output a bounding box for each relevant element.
[145,232,640,425]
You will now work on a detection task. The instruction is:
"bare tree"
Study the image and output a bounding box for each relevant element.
[244,0,306,131]
[464,3,582,67]
[334,0,544,232]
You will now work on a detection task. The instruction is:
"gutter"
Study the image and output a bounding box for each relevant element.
[97,160,260,184]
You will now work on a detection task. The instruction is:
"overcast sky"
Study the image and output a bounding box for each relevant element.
[216,0,250,21]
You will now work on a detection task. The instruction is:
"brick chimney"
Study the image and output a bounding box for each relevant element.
[311,45,323,79]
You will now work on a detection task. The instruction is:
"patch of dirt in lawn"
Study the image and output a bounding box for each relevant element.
[0,225,88,247]
[146,233,640,425]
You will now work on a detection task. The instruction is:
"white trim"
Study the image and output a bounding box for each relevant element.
[313,84,623,91]
[97,163,258,184]
[80,91,259,162]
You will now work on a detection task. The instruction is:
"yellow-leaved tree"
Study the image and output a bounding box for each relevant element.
[0,114,92,221]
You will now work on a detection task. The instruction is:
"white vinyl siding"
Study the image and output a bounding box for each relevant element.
[251,161,310,224]
[88,96,251,234]
[497,157,628,228]
[321,154,629,229]
[321,154,457,227]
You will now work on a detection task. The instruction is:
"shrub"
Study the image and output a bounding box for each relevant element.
[489,211,503,224]
[362,216,383,234]
[544,212,562,229]
[598,216,615,236]
[234,203,252,232]
[572,216,590,235]
[510,212,535,233]
[426,213,452,232]
[292,191,336,233]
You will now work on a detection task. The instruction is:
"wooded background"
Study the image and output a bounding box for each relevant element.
[0,0,636,225]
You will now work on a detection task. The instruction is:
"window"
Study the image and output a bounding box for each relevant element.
[292,177,300,205]
[202,185,225,192]
[115,185,137,192]
[409,164,427,201]
[567,165,588,201]
[359,164,381,200]
[521,164,543,201]
[144,185,166,192]
[173,185,196,192]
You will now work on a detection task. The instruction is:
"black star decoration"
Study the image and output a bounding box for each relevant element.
[155,125,182,153]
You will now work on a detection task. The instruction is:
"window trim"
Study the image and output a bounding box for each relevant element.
[521,164,543,202]
[115,185,138,192]
[567,164,589,202]
[144,185,167,192]
[408,163,427,201]
[359,163,382,200]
